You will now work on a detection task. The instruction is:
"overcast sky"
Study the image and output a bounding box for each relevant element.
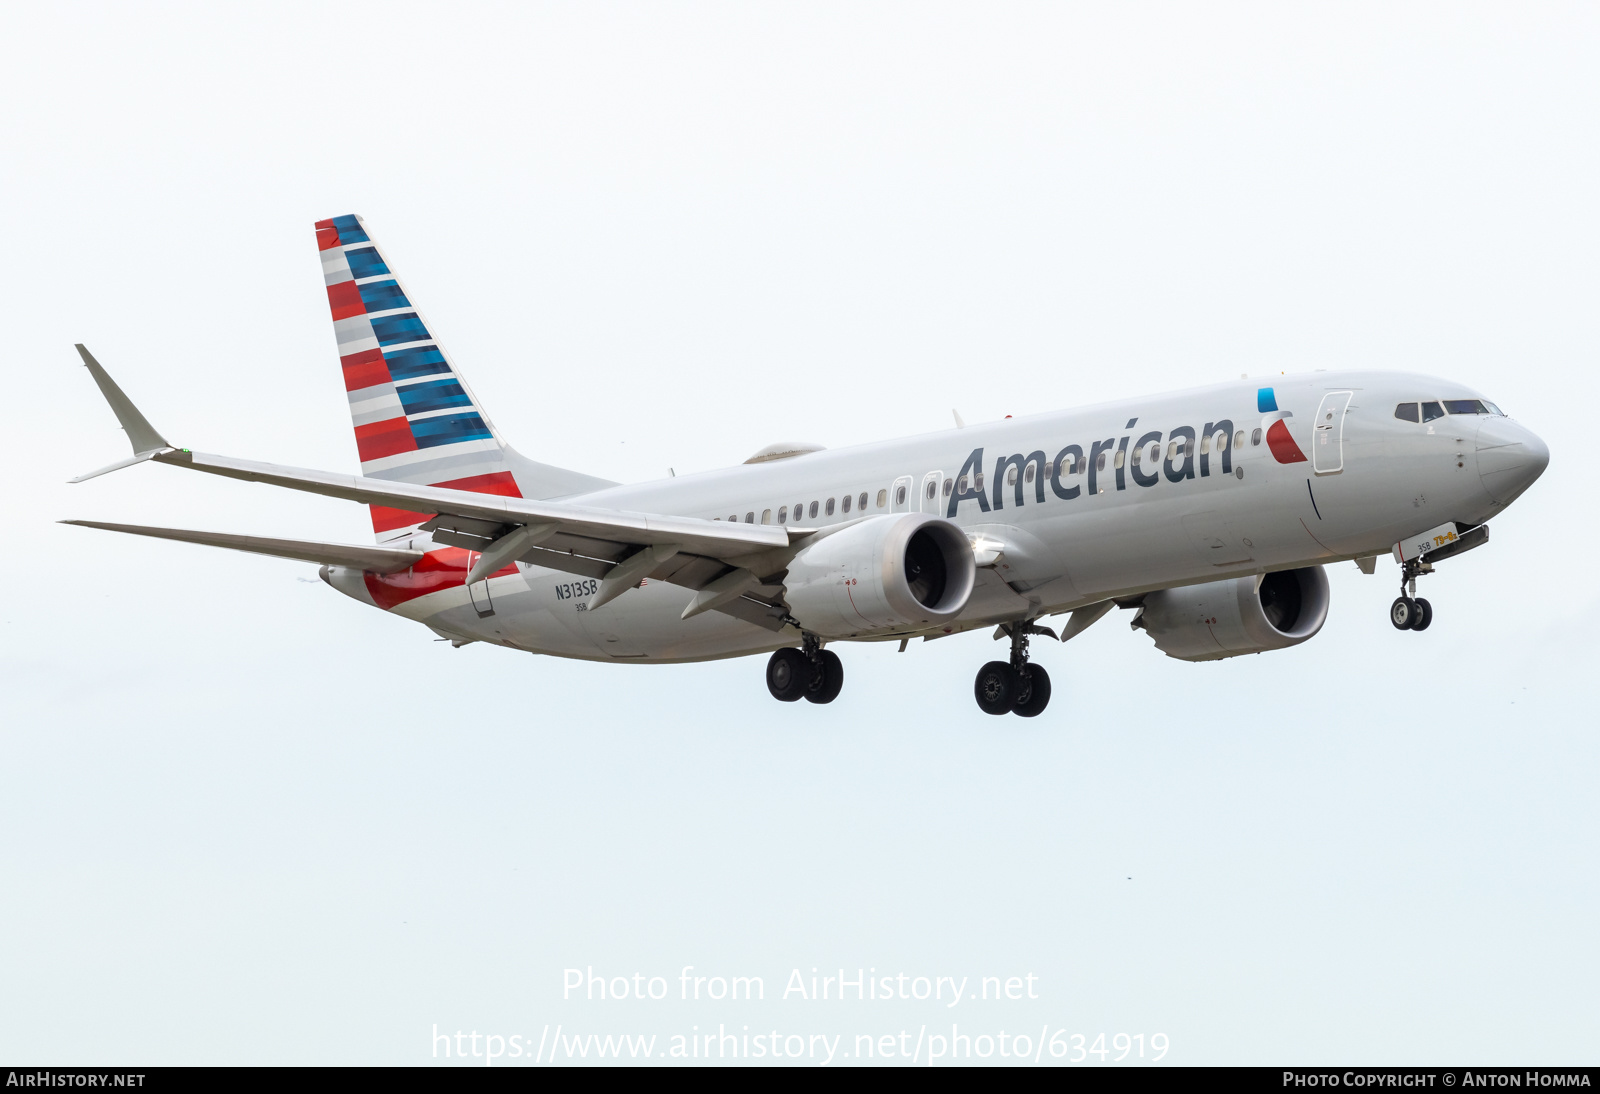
[2,1,1596,1066]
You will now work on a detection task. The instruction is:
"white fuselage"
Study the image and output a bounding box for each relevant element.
[333,370,1545,662]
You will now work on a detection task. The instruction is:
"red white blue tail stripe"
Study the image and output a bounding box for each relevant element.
[316,214,523,538]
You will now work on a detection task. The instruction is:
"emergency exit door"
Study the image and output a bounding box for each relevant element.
[891,475,913,513]
[920,471,944,515]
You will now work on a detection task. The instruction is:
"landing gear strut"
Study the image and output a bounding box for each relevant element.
[1390,558,1434,632]
[974,622,1053,717]
[766,634,843,704]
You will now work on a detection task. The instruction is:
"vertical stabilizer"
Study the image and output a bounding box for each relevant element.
[315,214,614,540]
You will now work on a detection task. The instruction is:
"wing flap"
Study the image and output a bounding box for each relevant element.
[712,594,790,632]
[518,544,613,580]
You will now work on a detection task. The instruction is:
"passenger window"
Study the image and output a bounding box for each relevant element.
[778,506,788,523]
[859,492,869,509]
[1025,464,1035,483]
[1114,449,1126,469]
[825,497,836,516]
[1421,401,1444,422]
[1394,403,1419,423]
[1250,428,1262,446]
[942,480,952,497]
[895,485,907,505]
[1007,467,1018,485]
[1234,431,1244,449]
[958,475,968,493]
[927,479,938,498]
[729,514,737,522]
[1166,440,1178,460]
[1096,452,1106,472]
[761,509,771,524]
[808,501,818,519]
[876,489,887,507]
[745,512,755,523]
[1200,434,1211,455]
[1131,446,1143,467]
[842,494,852,513]
[794,501,803,519]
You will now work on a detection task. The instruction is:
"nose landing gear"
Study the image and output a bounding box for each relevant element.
[974,622,1055,717]
[1390,559,1434,632]
[766,634,844,703]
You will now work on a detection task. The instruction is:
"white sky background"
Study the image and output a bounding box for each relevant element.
[1,1,1597,1065]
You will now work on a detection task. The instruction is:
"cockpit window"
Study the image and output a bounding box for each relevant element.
[1420,401,1445,422]
[1394,402,1419,423]
[1443,399,1492,416]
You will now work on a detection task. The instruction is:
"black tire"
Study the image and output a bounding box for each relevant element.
[804,649,844,704]
[1012,664,1052,718]
[766,647,809,702]
[1390,596,1418,630]
[974,660,1016,715]
[1412,597,1433,632]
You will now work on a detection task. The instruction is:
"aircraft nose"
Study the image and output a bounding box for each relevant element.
[1477,417,1549,506]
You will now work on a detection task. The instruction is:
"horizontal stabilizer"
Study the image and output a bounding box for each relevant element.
[61,520,423,573]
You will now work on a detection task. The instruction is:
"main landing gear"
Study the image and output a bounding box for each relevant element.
[974,623,1053,717]
[766,635,844,704]
[1390,558,1434,632]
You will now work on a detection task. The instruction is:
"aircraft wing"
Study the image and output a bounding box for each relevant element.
[139,450,802,629]
[60,520,424,573]
[70,345,805,629]
[146,448,794,559]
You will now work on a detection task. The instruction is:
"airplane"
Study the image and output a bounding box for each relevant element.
[65,213,1550,716]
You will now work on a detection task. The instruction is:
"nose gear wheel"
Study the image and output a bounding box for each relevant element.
[1391,558,1437,631]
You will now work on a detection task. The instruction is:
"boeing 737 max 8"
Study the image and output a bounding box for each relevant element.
[66,214,1550,716]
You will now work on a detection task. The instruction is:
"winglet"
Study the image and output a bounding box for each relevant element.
[76,343,169,452]
[69,450,163,483]
[72,344,173,481]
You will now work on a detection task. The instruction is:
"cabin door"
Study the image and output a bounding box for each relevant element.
[1312,390,1353,475]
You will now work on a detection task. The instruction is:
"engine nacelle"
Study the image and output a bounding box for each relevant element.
[1135,566,1330,662]
[783,514,976,638]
